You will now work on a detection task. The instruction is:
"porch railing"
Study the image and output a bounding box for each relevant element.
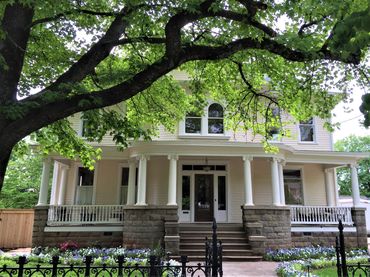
[47,205,124,225]
[290,206,353,225]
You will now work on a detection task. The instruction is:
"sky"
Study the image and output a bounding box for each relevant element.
[332,89,370,142]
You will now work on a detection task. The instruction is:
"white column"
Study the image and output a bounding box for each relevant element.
[324,169,335,206]
[136,155,148,206]
[57,165,69,205]
[243,156,254,206]
[49,161,59,205]
[278,160,285,205]
[37,158,52,206]
[126,159,137,205]
[271,158,281,206]
[350,164,361,207]
[167,155,178,206]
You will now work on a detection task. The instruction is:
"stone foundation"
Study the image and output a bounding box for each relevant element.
[292,231,362,248]
[32,206,122,247]
[241,205,291,250]
[32,206,49,247]
[32,205,179,252]
[352,207,368,248]
[122,206,179,253]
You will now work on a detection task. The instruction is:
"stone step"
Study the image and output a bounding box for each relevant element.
[179,230,246,237]
[180,237,247,243]
[180,242,250,250]
[179,223,243,232]
[180,249,254,257]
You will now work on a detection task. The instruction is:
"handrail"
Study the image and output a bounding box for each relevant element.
[290,206,353,225]
[47,205,124,225]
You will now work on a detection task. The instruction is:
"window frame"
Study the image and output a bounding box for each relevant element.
[117,163,138,205]
[74,164,97,205]
[283,167,305,206]
[298,117,316,143]
[180,102,228,138]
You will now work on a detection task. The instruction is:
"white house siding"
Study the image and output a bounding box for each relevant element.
[228,158,244,222]
[281,118,332,151]
[69,110,332,152]
[146,156,168,205]
[301,164,327,206]
[252,159,273,206]
[95,160,120,205]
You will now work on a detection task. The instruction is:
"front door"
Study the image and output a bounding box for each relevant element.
[194,174,214,221]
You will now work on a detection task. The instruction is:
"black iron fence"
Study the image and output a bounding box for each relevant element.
[336,219,370,277]
[0,219,223,277]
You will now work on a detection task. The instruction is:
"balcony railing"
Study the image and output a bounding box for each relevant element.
[290,206,353,225]
[47,205,124,226]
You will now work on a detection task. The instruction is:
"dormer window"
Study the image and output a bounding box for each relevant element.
[299,118,315,142]
[180,102,227,138]
[208,103,224,134]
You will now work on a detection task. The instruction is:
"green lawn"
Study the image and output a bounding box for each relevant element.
[312,266,337,276]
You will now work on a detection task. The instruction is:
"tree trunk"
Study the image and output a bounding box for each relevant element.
[0,145,12,191]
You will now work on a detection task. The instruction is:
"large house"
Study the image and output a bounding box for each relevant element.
[32,75,368,259]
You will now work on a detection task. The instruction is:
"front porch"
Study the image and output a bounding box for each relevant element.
[32,142,368,253]
[46,204,355,228]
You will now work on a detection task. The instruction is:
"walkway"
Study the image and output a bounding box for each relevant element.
[222,261,278,276]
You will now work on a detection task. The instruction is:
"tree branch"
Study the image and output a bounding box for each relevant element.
[30,9,121,27]
[0,3,34,104]
[42,7,134,93]
[113,37,166,45]
[298,15,328,37]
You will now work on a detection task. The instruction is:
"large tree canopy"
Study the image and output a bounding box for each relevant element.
[0,0,369,190]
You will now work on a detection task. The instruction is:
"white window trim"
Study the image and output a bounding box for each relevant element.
[73,162,98,205]
[179,102,230,138]
[283,166,305,206]
[77,114,89,138]
[117,163,129,205]
[298,117,316,143]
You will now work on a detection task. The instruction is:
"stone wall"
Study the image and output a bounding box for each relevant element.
[351,207,368,248]
[32,206,48,247]
[241,206,291,250]
[122,206,179,253]
[292,231,361,248]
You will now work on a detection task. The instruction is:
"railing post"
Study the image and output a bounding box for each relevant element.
[336,237,342,277]
[17,256,27,277]
[149,255,157,277]
[51,256,59,277]
[116,255,125,277]
[84,256,93,277]
[212,218,218,277]
[180,255,188,277]
[338,220,348,277]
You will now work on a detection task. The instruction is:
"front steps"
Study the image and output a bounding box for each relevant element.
[176,223,263,261]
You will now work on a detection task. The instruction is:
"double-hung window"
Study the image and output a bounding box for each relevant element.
[182,102,225,136]
[283,169,304,205]
[75,167,94,205]
[185,112,202,134]
[299,118,314,142]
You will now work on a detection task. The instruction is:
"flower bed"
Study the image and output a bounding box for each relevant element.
[264,246,369,277]
[1,242,173,267]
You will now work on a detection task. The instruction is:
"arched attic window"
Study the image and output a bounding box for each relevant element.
[208,103,224,134]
